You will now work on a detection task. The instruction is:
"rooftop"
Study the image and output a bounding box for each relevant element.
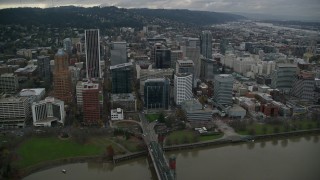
[110,62,133,70]
[0,96,28,103]
[0,73,16,77]
[20,88,45,96]
[111,93,136,101]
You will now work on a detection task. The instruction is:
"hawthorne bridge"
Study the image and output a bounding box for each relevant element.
[139,113,175,180]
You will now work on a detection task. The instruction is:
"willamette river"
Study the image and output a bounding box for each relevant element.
[24,135,320,180]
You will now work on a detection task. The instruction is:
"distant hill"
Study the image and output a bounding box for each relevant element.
[0,6,245,28]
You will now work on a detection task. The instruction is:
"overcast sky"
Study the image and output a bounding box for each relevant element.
[0,0,319,21]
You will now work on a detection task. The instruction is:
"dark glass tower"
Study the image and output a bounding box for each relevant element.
[111,62,133,94]
[85,29,101,79]
[144,78,169,109]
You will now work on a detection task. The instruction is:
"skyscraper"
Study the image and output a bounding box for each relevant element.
[110,41,127,66]
[37,55,51,81]
[144,78,169,110]
[85,29,101,79]
[53,49,73,104]
[200,58,220,81]
[155,49,171,69]
[110,62,133,94]
[63,38,72,54]
[213,74,234,106]
[200,30,212,59]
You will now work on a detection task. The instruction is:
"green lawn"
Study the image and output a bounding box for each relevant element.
[165,130,195,145]
[199,133,224,141]
[145,114,159,122]
[16,137,122,168]
[114,137,144,152]
[237,120,319,135]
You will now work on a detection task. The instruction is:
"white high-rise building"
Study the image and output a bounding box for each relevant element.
[174,73,193,105]
[233,57,255,75]
[32,97,65,127]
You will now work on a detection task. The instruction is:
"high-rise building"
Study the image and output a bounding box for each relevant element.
[85,29,101,79]
[174,73,193,105]
[63,38,72,54]
[110,41,127,66]
[201,58,220,81]
[200,30,212,59]
[82,83,101,126]
[155,49,171,69]
[271,64,297,94]
[150,43,164,64]
[144,78,169,109]
[76,81,102,107]
[37,55,51,81]
[213,74,234,106]
[0,96,30,128]
[0,73,18,93]
[176,59,194,74]
[31,97,65,127]
[53,49,73,104]
[138,68,174,96]
[111,62,133,94]
[170,50,183,69]
[181,38,201,86]
[291,70,315,101]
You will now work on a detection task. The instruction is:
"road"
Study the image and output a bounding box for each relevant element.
[213,116,243,141]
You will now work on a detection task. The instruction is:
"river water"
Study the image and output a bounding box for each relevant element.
[24,135,320,180]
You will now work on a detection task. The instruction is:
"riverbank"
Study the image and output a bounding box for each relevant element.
[20,128,320,178]
[164,128,320,151]
[20,155,108,178]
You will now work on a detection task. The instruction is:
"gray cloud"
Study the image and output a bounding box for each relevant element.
[0,0,319,20]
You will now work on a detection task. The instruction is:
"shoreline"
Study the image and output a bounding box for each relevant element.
[20,128,320,178]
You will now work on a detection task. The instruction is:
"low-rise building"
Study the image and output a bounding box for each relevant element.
[0,96,30,128]
[111,93,137,112]
[32,97,65,127]
[0,73,19,94]
[181,99,212,121]
[111,108,124,120]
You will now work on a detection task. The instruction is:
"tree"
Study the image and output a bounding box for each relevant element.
[106,145,115,158]
[158,112,165,123]
[199,95,207,109]
[176,109,187,122]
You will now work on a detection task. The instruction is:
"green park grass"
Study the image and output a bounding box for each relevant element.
[199,133,224,141]
[237,119,319,135]
[16,137,122,168]
[114,137,144,152]
[145,113,159,122]
[165,130,224,145]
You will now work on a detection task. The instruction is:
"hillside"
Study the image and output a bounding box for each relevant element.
[0,6,244,28]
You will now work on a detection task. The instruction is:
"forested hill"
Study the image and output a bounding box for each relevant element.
[0,6,245,28]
